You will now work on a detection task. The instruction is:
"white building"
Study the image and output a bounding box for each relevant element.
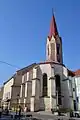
[72,70,80,111]
[2,14,75,112]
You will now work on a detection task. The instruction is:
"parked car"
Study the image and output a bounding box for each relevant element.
[70,111,80,117]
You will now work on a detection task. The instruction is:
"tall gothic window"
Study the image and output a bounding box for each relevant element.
[48,45,49,56]
[55,75,62,105]
[57,44,60,55]
[57,44,60,62]
[42,73,47,96]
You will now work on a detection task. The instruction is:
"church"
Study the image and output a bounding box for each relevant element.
[2,14,76,112]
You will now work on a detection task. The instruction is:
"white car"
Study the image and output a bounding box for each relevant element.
[72,111,80,117]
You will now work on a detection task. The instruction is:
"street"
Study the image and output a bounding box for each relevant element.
[0,112,79,120]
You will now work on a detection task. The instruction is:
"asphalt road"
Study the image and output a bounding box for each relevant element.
[33,113,69,120]
[0,115,68,120]
[0,113,79,120]
[0,116,12,120]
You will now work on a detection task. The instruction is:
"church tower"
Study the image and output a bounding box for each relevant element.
[46,14,63,63]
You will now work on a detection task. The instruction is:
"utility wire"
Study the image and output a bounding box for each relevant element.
[0,60,20,69]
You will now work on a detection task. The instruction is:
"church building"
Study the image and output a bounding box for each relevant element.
[2,14,75,112]
[19,14,74,112]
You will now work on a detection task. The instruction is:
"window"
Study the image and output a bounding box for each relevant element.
[42,73,47,96]
[57,55,60,62]
[55,75,62,105]
[57,44,60,55]
[76,97,79,103]
[48,45,49,56]
[74,100,77,111]
[73,88,75,91]
[57,44,60,62]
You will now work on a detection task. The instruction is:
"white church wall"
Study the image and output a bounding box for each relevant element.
[50,66,56,109]
[40,64,51,77]
[62,80,73,109]
[32,67,40,98]
[25,70,32,102]
[40,63,53,109]
[53,64,73,110]
[14,73,22,85]
[44,97,50,111]
[37,67,42,97]
[11,86,21,99]
[54,64,67,95]
[63,80,73,109]
[19,69,33,110]
[39,97,50,111]
[39,63,57,111]
[39,63,72,111]
[24,72,30,98]
[30,67,40,111]
[39,64,52,110]
[40,63,51,96]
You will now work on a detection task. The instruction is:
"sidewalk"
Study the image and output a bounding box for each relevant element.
[36,111,53,115]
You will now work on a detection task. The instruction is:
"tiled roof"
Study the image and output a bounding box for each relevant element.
[16,63,36,75]
[38,60,65,67]
[4,63,36,85]
[4,74,16,85]
[68,70,75,77]
[74,69,80,76]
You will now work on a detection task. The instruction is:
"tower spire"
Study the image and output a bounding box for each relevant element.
[46,12,63,63]
[48,11,58,40]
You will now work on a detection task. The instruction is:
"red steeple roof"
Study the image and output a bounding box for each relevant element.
[48,15,58,40]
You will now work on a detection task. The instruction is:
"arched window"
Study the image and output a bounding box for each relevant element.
[56,44,60,62]
[48,45,49,56]
[55,75,62,105]
[42,73,47,96]
[55,75,61,90]
[56,44,60,55]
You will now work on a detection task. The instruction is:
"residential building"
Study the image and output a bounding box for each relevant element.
[72,70,80,111]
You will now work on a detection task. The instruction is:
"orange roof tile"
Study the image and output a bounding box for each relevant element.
[74,69,80,76]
